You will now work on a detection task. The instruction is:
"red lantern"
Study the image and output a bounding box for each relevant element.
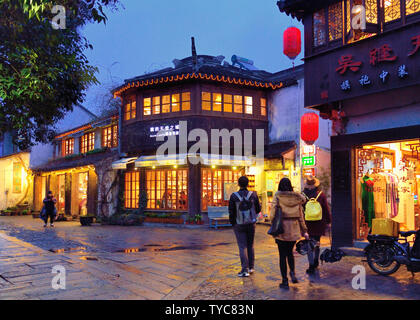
[301,113,319,145]
[283,27,301,61]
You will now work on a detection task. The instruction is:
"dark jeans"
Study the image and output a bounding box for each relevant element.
[276,240,296,280]
[307,235,321,267]
[233,223,256,271]
[44,213,55,225]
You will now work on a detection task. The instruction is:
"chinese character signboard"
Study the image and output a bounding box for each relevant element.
[302,156,316,167]
[305,24,420,107]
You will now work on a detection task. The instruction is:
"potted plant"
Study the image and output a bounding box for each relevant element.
[80,214,95,226]
[194,214,203,225]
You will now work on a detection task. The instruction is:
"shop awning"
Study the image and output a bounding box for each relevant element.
[134,154,189,167]
[134,153,255,168]
[111,157,137,170]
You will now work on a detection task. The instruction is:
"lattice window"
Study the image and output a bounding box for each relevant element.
[80,132,95,154]
[125,171,140,209]
[62,138,74,156]
[146,169,188,210]
[384,0,401,22]
[260,98,267,116]
[201,169,243,211]
[329,2,343,41]
[406,0,420,15]
[102,124,118,148]
[366,0,379,23]
[313,9,327,47]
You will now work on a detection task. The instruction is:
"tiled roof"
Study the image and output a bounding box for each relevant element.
[277,0,338,21]
[265,141,297,159]
[32,149,119,173]
[55,113,118,140]
[113,55,299,97]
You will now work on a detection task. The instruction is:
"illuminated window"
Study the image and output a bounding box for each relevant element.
[224,94,233,112]
[313,9,327,47]
[384,0,401,22]
[146,169,188,210]
[202,92,211,111]
[213,93,222,112]
[261,98,267,116]
[124,99,136,120]
[328,2,343,41]
[125,171,140,209]
[80,132,95,154]
[153,96,161,115]
[12,162,22,193]
[244,96,253,114]
[182,92,191,111]
[143,98,151,116]
[171,94,180,112]
[201,169,243,211]
[406,0,420,15]
[162,95,170,113]
[62,138,74,156]
[234,95,243,113]
[102,124,118,148]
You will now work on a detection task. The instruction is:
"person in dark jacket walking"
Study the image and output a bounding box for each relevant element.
[229,176,261,277]
[302,176,331,274]
[42,191,57,228]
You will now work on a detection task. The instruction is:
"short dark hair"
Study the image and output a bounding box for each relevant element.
[278,178,293,192]
[47,190,53,195]
[238,176,249,188]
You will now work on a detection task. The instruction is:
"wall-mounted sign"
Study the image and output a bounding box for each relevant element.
[149,124,180,138]
[302,144,316,156]
[303,167,316,177]
[305,24,420,107]
[302,156,316,167]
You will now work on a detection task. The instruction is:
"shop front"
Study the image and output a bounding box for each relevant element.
[33,166,97,219]
[278,0,420,247]
[331,126,420,246]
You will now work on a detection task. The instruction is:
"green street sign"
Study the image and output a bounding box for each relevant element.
[302,156,316,167]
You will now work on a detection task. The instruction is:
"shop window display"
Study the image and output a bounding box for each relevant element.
[58,174,65,214]
[78,172,88,216]
[356,140,420,240]
[201,168,243,211]
[146,169,188,211]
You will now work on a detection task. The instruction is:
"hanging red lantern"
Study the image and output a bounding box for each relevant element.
[301,113,319,145]
[283,26,301,61]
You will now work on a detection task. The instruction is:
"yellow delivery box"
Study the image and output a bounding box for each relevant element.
[371,218,400,237]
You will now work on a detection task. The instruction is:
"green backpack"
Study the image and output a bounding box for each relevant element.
[304,191,323,221]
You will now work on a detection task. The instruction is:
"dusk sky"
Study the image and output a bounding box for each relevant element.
[81,0,304,115]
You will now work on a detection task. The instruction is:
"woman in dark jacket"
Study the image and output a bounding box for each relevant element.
[302,176,331,274]
[42,191,57,228]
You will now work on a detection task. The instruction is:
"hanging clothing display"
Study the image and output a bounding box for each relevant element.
[361,175,375,228]
[372,173,387,219]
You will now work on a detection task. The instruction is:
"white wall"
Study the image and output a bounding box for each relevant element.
[0,152,32,210]
[269,79,331,150]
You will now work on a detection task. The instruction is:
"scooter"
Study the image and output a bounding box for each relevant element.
[364,229,420,276]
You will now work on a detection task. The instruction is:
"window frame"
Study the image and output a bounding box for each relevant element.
[80,132,95,154]
[310,0,419,53]
[124,171,140,209]
[62,138,74,157]
[145,168,188,211]
[102,124,118,149]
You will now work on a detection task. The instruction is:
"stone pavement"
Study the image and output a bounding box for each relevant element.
[0,216,419,300]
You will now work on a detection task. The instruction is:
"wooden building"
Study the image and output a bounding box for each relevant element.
[32,114,120,219]
[112,50,303,221]
[278,0,420,247]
